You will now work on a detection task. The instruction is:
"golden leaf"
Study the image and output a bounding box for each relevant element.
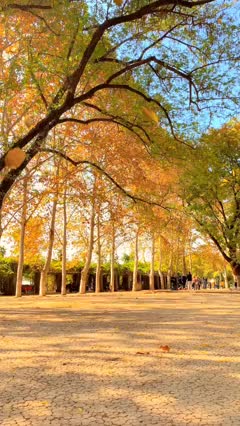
[143,107,159,123]
[5,148,26,169]
[114,0,123,6]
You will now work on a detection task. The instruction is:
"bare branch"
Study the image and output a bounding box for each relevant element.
[57,116,152,152]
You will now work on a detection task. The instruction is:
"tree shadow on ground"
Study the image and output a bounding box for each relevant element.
[0,293,240,425]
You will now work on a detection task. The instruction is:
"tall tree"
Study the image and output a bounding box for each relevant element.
[181,123,240,285]
[39,161,60,296]
[15,171,28,297]
[79,173,96,294]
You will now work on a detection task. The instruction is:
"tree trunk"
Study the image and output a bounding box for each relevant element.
[188,234,193,272]
[39,164,60,296]
[149,233,155,291]
[167,248,173,290]
[110,226,115,292]
[182,243,187,276]
[232,265,240,289]
[61,184,67,295]
[95,213,101,293]
[223,267,229,289]
[16,173,28,297]
[158,236,164,289]
[236,276,240,288]
[79,196,95,294]
[132,228,139,291]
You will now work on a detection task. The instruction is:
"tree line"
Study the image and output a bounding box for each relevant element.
[0,0,239,295]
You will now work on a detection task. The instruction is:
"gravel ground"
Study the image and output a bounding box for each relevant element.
[0,291,240,426]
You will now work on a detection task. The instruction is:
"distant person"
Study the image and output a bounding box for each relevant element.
[182,275,187,289]
[187,272,192,290]
[210,278,215,289]
[203,278,207,289]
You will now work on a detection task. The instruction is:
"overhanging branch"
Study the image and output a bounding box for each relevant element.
[40,148,171,211]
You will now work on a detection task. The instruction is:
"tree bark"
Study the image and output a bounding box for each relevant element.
[149,233,155,291]
[223,267,229,289]
[158,236,164,289]
[39,164,59,296]
[95,213,102,293]
[167,248,173,290]
[15,173,28,297]
[232,264,240,289]
[132,227,139,291]
[110,225,115,292]
[61,183,67,295]
[79,193,95,294]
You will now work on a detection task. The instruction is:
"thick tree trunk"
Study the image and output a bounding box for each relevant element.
[16,174,28,297]
[79,197,95,294]
[95,213,101,293]
[132,228,139,291]
[110,226,115,292]
[232,264,240,289]
[149,233,155,291]
[236,276,240,288]
[61,185,67,295]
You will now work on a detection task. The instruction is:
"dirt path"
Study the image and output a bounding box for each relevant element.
[0,292,240,425]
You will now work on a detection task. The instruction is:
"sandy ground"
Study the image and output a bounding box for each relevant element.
[0,291,240,426]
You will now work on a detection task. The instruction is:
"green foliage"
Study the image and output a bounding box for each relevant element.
[181,122,240,268]
[0,258,14,277]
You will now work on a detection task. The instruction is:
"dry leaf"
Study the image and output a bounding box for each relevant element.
[114,0,123,6]
[159,345,170,352]
[5,148,26,169]
[142,107,159,123]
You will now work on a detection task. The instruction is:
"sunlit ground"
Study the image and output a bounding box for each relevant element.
[0,292,240,426]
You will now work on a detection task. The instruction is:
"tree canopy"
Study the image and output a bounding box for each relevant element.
[0,0,239,206]
[0,1,240,293]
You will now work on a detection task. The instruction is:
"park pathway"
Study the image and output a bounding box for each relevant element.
[0,292,240,426]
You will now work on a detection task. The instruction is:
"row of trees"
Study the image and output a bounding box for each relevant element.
[1,120,238,295]
[0,1,239,294]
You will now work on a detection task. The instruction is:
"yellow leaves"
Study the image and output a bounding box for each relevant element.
[4,148,26,169]
[114,0,123,5]
[142,107,159,124]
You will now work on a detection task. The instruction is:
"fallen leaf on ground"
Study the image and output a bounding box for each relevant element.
[159,345,170,352]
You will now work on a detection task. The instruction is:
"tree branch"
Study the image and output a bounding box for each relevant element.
[3,3,52,11]
[74,82,192,146]
[40,148,171,211]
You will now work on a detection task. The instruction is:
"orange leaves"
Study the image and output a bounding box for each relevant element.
[5,148,26,169]
[114,0,123,5]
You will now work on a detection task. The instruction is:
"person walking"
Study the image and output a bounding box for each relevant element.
[187,272,192,290]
